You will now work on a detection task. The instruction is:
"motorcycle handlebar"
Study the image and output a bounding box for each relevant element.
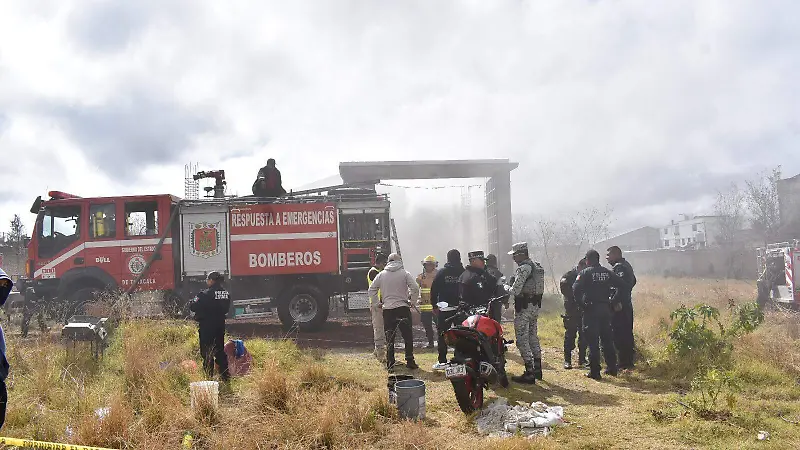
[443,294,509,327]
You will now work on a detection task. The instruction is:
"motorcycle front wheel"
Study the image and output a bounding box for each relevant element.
[451,376,484,413]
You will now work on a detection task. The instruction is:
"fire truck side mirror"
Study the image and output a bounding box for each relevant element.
[29,196,42,214]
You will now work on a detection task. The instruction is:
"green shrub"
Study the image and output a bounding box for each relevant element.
[689,367,738,412]
[667,302,764,375]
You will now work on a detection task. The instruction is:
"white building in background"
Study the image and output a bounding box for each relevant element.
[660,215,721,249]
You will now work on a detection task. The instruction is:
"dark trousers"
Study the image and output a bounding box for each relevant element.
[384,307,414,365]
[489,301,503,323]
[584,303,617,375]
[199,325,229,381]
[420,311,436,345]
[437,308,458,363]
[563,309,586,363]
[612,302,635,368]
[0,380,6,430]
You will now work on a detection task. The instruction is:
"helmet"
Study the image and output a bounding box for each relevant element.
[422,255,438,267]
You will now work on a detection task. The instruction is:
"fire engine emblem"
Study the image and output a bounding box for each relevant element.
[189,222,222,259]
[127,254,147,275]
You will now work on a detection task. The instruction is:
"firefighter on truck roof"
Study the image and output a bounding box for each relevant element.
[416,255,439,348]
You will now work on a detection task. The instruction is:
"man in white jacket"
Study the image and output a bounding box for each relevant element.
[368,253,421,370]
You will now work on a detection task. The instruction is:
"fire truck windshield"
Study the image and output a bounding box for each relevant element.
[37,205,81,259]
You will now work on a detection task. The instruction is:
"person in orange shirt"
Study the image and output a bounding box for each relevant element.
[416,255,439,348]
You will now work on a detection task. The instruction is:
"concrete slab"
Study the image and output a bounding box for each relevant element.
[339,159,518,182]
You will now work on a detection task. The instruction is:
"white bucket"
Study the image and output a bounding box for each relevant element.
[190,381,219,413]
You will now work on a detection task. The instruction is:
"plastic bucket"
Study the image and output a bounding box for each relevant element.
[395,379,425,420]
[387,374,414,405]
[190,381,219,413]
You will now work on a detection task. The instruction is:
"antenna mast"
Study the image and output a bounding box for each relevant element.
[184,162,199,200]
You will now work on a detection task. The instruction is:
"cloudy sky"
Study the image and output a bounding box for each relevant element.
[1,0,799,241]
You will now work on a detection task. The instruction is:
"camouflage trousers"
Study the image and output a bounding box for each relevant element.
[514,303,541,365]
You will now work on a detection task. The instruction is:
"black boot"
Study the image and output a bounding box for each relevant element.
[533,358,543,381]
[564,351,573,369]
[511,362,536,384]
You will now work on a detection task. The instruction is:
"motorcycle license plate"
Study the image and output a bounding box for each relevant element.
[445,364,467,378]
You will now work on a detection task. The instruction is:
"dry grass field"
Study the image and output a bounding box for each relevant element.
[2,276,800,449]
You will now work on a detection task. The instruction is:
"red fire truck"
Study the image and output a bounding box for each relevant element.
[17,177,391,330]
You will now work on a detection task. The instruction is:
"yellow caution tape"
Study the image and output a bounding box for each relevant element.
[0,436,117,450]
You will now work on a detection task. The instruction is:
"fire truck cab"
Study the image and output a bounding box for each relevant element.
[18,182,391,331]
[756,240,800,307]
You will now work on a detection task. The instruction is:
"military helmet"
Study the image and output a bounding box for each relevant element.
[508,242,528,256]
[467,250,486,260]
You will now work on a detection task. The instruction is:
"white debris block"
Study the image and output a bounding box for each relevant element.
[476,398,565,438]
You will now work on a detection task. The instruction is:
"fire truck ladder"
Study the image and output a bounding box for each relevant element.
[390,218,401,257]
[286,180,381,197]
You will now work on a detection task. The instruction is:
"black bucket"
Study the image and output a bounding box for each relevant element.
[387,374,414,405]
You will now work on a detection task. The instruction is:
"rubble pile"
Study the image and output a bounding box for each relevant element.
[476,398,565,438]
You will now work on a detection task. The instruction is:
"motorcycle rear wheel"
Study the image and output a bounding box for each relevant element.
[451,377,484,413]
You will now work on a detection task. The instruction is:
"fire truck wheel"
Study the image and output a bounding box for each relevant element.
[277,284,330,332]
[64,287,99,321]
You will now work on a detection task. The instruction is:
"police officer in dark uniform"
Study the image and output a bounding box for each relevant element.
[189,271,231,381]
[458,251,498,309]
[560,258,588,369]
[607,246,637,370]
[572,250,631,380]
[431,249,465,371]
[485,254,506,322]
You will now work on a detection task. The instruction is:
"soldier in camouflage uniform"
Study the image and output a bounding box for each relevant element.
[505,242,545,384]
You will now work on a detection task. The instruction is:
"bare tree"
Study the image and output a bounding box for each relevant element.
[746,166,782,245]
[714,183,746,245]
[8,214,25,246]
[511,214,535,244]
[713,183,746,277]
[531,217,561,291]
[568,205,614,260]
[513,205,614,292]
[6,214,27,275]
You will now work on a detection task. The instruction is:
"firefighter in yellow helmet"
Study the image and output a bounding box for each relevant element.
[416,255,439,348]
